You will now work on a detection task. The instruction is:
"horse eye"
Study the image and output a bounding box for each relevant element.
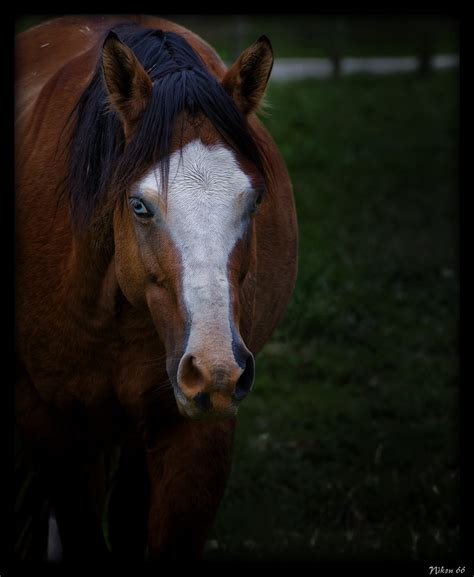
[129,197,153,218]
[250,193,263,215]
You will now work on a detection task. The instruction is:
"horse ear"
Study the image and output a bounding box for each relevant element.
[102,31,152,140]
[222,35,274,116]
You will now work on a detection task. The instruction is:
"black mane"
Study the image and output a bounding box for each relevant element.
[65,22,264,229]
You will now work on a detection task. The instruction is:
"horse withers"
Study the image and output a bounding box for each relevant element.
[15,15,297,560]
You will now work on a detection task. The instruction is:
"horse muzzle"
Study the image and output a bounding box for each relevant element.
[174,349,255,420]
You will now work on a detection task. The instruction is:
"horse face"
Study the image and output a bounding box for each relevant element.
[103,31,273,419]
[114,138,262,419]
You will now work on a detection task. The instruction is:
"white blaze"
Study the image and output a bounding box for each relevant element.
[140,139,252,358]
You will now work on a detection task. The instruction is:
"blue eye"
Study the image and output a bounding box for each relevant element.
[129,197,153,218]
[250,193,263,215]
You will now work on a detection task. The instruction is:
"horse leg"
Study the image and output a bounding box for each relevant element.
[15,424,50,561]
[42,449,108,561]
[16,370,108,561]
[106,435,150,560]
[145,418,235,559]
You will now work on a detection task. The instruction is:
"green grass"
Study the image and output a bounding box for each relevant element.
[207,71,459,561]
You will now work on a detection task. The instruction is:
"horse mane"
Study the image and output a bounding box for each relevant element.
[63,22,265,230]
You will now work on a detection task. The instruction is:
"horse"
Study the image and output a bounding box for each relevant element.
[15,14,298,561]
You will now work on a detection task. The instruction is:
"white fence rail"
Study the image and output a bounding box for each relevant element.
[270,54,459,80]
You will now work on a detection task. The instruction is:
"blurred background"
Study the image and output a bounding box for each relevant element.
[15,14,459,562]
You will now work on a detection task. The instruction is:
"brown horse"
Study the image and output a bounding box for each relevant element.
[15,15,297,561]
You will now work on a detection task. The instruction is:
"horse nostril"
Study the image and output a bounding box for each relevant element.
[233,354,255,402]
[193,391,211,412]
[179,354,206,393]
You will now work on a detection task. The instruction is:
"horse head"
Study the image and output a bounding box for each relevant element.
[99,29,273,419]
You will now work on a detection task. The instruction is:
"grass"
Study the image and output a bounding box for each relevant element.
[206,70,459,561]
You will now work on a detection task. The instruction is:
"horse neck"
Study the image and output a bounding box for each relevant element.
[63,229,120,333]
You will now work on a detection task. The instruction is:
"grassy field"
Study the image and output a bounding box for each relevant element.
[206,70,459,561]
